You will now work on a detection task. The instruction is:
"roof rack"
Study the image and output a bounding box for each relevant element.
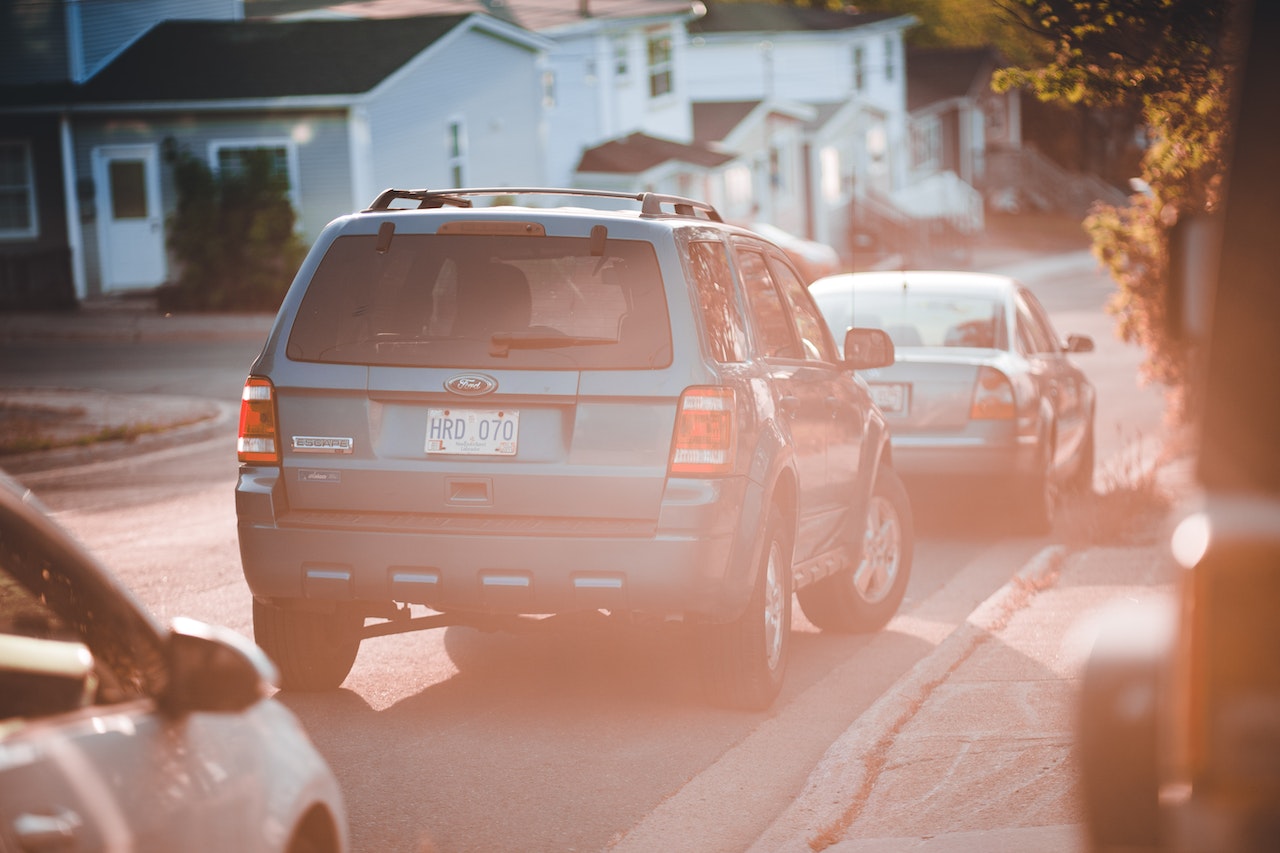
[362,187,722,222]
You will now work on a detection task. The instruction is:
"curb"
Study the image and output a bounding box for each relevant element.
[5,400,237,483]
[748,545,1069,853]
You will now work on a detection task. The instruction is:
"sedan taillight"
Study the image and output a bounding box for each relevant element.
[238,377,280,465]
[970,366,1016,420]
[669,387,736,476]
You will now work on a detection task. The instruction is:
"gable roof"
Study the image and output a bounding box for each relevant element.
[687,0,899,34]
[906,46,1000,112]
[576,132,732,175]
[692,100,757,145]
[248,0,697,31]
[71,14,488,103]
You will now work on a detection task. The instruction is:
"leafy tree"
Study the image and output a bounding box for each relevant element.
[994,0,1244,425]
[163,149,306,312]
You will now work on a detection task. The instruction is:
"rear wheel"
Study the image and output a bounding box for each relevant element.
[1014,436,1057,535]
[1068,416,1097,494]
[253,598,362,691]
[798,464,913,633]
[700,505,792,710]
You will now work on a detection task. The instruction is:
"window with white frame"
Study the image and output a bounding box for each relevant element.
[211,140,299,209]
[542,69,556,109]
[647,29,673,98]
[613,37,629,78]
[910,120,941,172]
[884,36,896,83]
[0,141,38,239]
[851,45,865,91]
[447,119,467,187]
[820,146,842,203]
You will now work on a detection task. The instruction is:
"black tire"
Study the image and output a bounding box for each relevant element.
[1014,436,1057,535]
[253,598,362,691]
[797,464,913,633]
[1069,416,1097,494]
[700,505,792,710]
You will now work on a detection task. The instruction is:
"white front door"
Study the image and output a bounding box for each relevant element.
[95,144,166,292]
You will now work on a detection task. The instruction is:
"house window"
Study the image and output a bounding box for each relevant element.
[542,69,556,108]
[820,146,841,203]
[851,45,864,91]
[884,36,896,83]
[613,37,629,78]
[647,30,673,98]
[211,140,300,211]
[910,121,941,172]
[0,141,38,239]
[448,119,467,187]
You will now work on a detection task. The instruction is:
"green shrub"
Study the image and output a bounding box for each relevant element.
[161,149,307,312]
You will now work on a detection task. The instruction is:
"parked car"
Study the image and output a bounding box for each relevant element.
[236,186,911,710]
[741,221,843,283]
[0,470,348,853]
[809,270,1096,533]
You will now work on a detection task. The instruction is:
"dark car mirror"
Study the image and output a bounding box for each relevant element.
[1067,334,1095,353]
[844,327,895,369]
[161,617,279,715]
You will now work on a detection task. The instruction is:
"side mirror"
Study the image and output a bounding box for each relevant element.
[161,617,278,715]
[1067,334,1095,354]
[844,327,895,370]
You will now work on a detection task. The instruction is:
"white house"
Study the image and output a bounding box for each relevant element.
[2,10,551,299]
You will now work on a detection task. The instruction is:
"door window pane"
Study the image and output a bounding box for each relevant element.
[109,160,148,220]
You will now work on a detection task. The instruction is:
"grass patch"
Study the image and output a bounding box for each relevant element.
[1059,432,1175,547]
[0,401,170,456]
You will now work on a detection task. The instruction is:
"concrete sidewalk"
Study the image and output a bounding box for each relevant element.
[748,458,1194,852]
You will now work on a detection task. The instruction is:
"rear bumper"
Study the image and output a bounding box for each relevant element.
[236,467,765,622]
[889,432,1040,481]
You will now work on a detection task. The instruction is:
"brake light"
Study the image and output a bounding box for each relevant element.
[238,377,280,465]
[970,366,1016,420]
[669,387,736,476]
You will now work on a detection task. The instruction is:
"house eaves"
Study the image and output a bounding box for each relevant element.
[576,131,732,175]
[249,0,700,33]
[59,13,544,109]
[906,46,1000,113]
[688,1,908,36]
[693,99,815,149]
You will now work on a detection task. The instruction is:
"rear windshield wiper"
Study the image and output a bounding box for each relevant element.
[488,331,615,357]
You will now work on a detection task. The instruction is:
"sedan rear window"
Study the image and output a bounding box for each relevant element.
[815,290,1007,350]
[286,234,672,369]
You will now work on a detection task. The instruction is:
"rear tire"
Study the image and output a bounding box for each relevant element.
[253,598,362,691]
[1014,437,1057,535]
[798,464,913,633]
[700,505,792,710]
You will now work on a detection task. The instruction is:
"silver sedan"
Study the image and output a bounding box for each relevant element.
[811,270,1096,533]
[0,471,349,852]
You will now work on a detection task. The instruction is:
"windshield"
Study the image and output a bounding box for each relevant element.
[815,289,1007,350]
[287,233,672,369]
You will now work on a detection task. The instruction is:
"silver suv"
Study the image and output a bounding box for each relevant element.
[236,188,912,709]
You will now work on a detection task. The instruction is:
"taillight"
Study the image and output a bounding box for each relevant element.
[970,366,1016,420]
[669,386,736,476]
[238,377,280,465]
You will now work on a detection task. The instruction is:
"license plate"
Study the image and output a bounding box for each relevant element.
[869,383,909,415]
[425,408,519,455]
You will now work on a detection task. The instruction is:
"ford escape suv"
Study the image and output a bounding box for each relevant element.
[236,187,912,709]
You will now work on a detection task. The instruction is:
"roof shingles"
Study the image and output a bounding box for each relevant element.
[77,15,470,102]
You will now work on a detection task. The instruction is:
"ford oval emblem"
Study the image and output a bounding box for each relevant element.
[444,373,498,396]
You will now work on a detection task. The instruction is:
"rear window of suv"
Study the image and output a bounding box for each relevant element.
[285,233,672,369]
